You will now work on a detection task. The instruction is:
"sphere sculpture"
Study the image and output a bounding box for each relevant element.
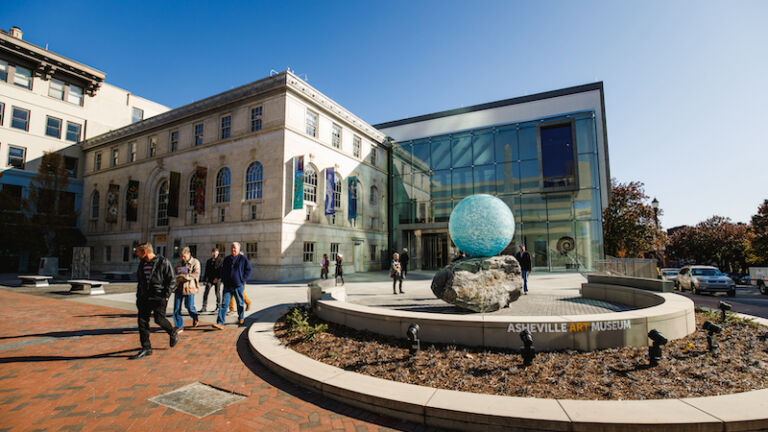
[448,194,515,257]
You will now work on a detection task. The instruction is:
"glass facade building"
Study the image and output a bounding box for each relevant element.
[384,90,608,272]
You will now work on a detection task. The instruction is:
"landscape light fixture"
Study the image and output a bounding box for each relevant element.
[519,329,536,367]
[406,323,421,356]
[702,320,722,354]
[647,329,668,367]
[718,301,732,323]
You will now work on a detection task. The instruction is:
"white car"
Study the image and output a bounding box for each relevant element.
[661,268,679,283]
[677,266,736,297]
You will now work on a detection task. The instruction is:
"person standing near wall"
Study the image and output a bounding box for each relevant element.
[321,254,329,279]
[400,248,409,279]
[515,245,532,295]
[213,242,252,329]
[200,248,223,313]
[334,253,344,286]
[391,252,404,294]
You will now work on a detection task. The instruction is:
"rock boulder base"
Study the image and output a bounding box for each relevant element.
[430,255,524,312]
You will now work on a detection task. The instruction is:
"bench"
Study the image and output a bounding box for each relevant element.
[103,271,133,281]
[19,275,53,287]
[68,280,110,295]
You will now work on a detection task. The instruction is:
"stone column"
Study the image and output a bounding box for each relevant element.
[414,229,422,271]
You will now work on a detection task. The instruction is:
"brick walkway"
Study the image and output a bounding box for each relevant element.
[0,289,435,431]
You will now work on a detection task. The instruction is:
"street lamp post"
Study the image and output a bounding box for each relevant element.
[651,198,660,268]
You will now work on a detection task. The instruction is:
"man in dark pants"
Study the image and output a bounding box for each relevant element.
[200,247,224,313]
[515,245,532,295]
[131,242,178,360]
[400,248,409,279]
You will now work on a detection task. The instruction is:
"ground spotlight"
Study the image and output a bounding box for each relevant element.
[718,301,732,323]
[406,323,421,355]
[519,329,536,366]
[647,329,668,367]
[702,320,722,354]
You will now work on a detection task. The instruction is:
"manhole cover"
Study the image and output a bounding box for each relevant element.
[149,382,246,418]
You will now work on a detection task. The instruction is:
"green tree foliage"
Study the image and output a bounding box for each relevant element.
[602,179,665,258]
[747,200,768,266]
[668,216,750,272]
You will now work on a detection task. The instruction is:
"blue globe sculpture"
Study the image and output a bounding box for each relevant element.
[449,194,515,257]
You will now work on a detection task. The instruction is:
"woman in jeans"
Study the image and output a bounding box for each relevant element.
[173,247,200,332]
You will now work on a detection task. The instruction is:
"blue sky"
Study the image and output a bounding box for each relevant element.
[5,0,766,228]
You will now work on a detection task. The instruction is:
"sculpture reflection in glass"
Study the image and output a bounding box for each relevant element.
[448,194,515,257]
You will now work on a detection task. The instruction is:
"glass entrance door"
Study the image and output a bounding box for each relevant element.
[422,233,449,270]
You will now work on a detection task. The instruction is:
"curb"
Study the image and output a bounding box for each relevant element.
[248,306,768,432]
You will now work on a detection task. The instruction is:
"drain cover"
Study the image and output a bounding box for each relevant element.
[149,382,245,418]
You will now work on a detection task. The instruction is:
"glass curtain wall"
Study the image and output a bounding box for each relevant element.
[390,111,603,271]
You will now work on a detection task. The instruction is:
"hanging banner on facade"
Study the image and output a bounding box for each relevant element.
[168,171,180,218]
[292,156,304,210]
[106,184,119,223]
[324,167,335,215]
[126,180,139,221]
[193,167,207,214]
[348,176,357,220]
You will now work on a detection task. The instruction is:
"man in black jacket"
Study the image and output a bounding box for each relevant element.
[514,245,532,295]
[130,242,178,360]
[200,247,224,313]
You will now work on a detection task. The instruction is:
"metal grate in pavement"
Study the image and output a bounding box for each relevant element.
[149,382,245,418]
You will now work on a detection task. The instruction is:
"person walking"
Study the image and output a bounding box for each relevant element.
[228,292,251,314]
[213,242,252,329]
[391,252,404,294]
[173,247,200,333]
[515,245,532,295]
[334,253,344,286]
[200,247,223,313]
[400,248,409,279]
[130,242,177,360]
[321,253,330,279]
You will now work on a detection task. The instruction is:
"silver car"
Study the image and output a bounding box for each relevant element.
[661,268,679,283]
[677,265,736,297]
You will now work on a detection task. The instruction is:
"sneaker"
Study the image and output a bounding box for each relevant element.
[200,307,207,313]
[176,328,184,334]
[246,303,250,311]
[129,348,152,360]
[170,330,179,348]
[192,317,199,328]
[212,323,224,330]
[238,319,245,326]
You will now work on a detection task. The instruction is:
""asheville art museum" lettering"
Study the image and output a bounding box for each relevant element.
[507,320,632,333]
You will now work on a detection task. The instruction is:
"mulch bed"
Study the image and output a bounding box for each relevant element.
[274,310,768,400]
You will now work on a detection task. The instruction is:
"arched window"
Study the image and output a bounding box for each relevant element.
[333,175,342,209]
[245,162,263,200]
[215,167,231,203]
[304,166,317,203]
[90,191,99,219]
[369,185,379,207]
[157,181,169,226]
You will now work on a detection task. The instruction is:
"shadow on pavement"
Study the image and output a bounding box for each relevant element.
[0,348,142,363]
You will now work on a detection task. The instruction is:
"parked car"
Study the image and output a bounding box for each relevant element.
[661,268,679,283]
[676,265,736,297]
[738,275,751,285]
[749,267,768,295]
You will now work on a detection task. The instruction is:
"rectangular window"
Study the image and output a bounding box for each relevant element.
[332,124,342,148]
[0,102,4,126]
[370,245,376,261]
[45,116,62,138]
[353,135,361,158]
[48,79,65,100]
[7,145,26,169]
[305,110,318,137]
[129,142,136,162]
[220,115,231,139]
[219,207,225,222]
[148,137,157,157]
[370,147,377,166]
[303,242,315,263]
[63,156,78,177]
[65,122,82,142]
[11,107,30,131]
[251,106,262,132]
[540,122,577,190]
[330,243,340,259]
[131,107,144,123]
[194,123,204,146]
[111,147,119,167]
[246,242,258,260]
[105,246,112,262]
[94,152,102,171]
[0,60,7,82]
[250,204,258,220]
[13,66,31,89]
[169,130,179,152]
[122,246,130,262]
[67,85,83,105]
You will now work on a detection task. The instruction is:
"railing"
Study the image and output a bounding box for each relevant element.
[593,258,658,279]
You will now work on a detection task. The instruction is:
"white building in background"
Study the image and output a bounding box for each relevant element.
[0,26,168,271]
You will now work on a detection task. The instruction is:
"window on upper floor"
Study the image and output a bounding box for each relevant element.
[303,166,317,203]
[111,147,119,167]
[245,161,263,201]
[215,167,231,203]
[13,66,31,89]
[0,102,4,126]
[220,115,231,139]
[540,121,577,191]
[0,60,7,82]
[7,145,26,169]
[94,152,102,171]
[333,175,342,209]
[48,79,65,100]
[251,106,262,132]
[148,137,157,157]
[66,122,82,142]
[169,130,179,152]
[305,110,318,137]
[68,85,83,105]
[370,147,377,166]
[369,185,379,207]
[194,123,204,146]
[45,116,62,139]
[11,107,29,131]
[131,107,144,123]
[129,142,136,162]
[353,135,361,158]
[63,156,78,177]
[332,124,342,149]
[90,190,100,219]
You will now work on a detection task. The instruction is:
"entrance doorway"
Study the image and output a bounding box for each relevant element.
[422,233,449,270]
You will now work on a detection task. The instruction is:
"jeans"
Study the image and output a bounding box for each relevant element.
[202,280,222,310]
[521,270,530,293]
[137,297,174,349]
[173,291,199,329]
[218,285,244,324]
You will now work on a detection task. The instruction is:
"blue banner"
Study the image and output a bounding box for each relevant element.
[292,156,304,210]
[324,167,334,215]
[348,176,357,220]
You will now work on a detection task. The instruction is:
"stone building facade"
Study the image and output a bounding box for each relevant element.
[81,71,388,281]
